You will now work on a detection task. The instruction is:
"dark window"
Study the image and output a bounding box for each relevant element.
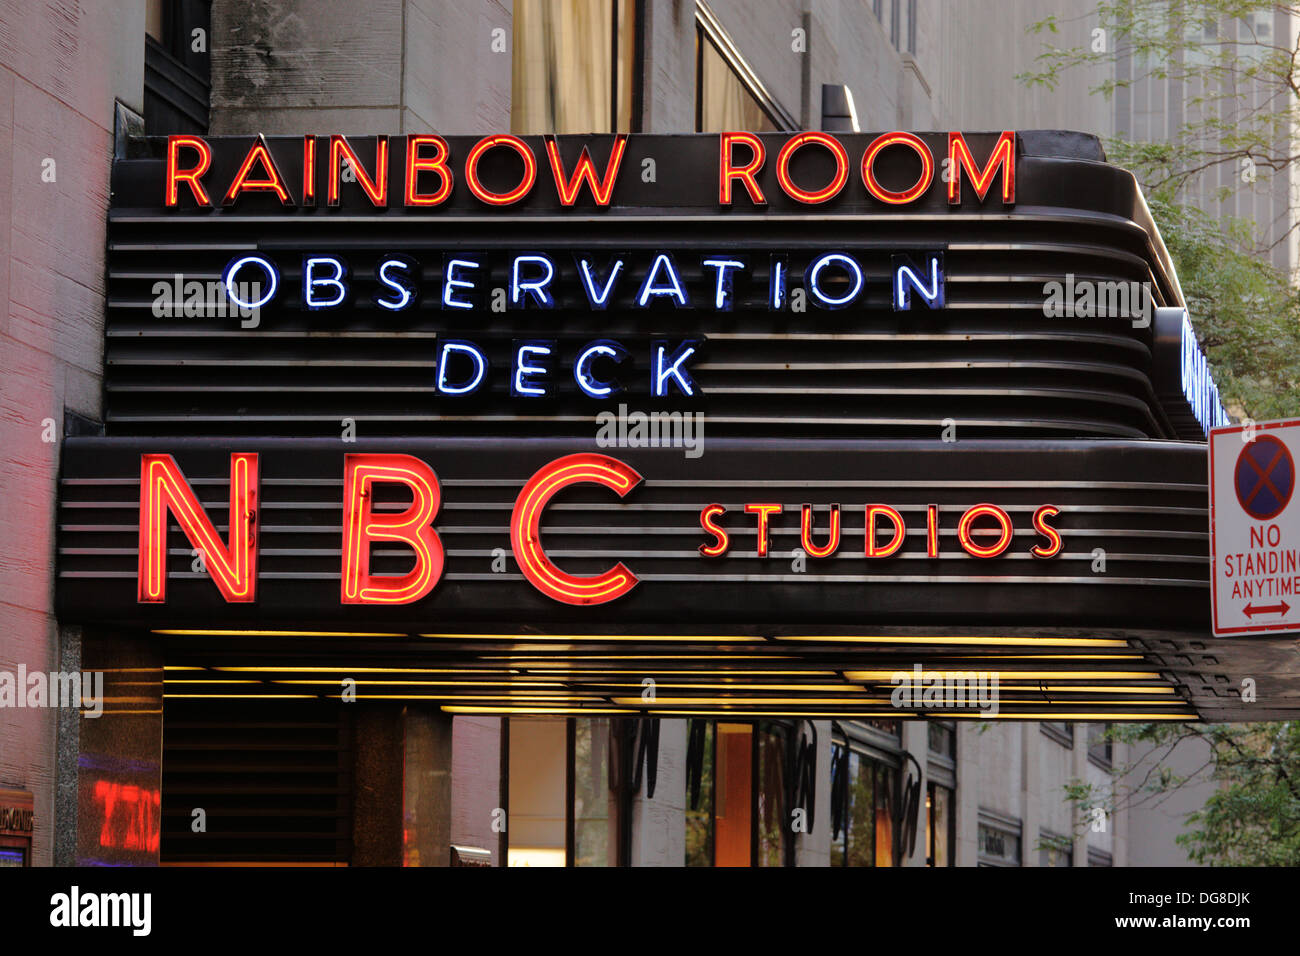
[907,0,917,54]
[977,811,1022,866]
[1087,723,1113,768]
[1041,721,1074,747]
[144,0,210,135]
[926,782,954,866]
[890,0,901,48]
[1087,847,1114,867]
[927,721,956,759]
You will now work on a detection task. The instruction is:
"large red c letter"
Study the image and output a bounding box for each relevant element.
[511,454,642,605]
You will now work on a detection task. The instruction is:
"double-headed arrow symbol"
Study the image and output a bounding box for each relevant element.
[1244,600,1291,618]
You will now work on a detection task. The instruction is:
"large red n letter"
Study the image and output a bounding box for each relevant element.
[138,453,259,602]
[341,454,444,604]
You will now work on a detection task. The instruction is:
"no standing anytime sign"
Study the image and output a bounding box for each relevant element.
[1209,418,1300,635]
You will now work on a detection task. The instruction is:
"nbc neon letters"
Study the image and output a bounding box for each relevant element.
[137,454,1062,609]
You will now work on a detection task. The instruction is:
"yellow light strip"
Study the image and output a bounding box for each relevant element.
[164,693,320,699]
[211,666,492,674]
[420,633,764,642]
[777,635,1131,647]
[644,710,1196,720]
[269,679,567,687]
[600,682,871,692]
[154,629,406,637]
[1028,685,1176,695]
[478,655,797,662]
[844,670,1159,681]
[332,694,595,702]
[611,696,891,706]
[164,679,262,684]
[440,706,636,715]
[980,655,1144,661]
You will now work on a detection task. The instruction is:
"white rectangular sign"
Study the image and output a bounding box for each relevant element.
[1209,418,1300,635]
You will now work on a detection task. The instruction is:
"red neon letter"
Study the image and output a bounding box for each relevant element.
[744,503,783,558]
[138,453,259,603]
[165,135,212,207]
[862,131,934,205]
[546,135,627,206]
[719,132,767,205]
[926,503,940,557]
[341,454,444,604]
[223,135,292,205]
[303,136,317,206]
[511,454,642,605]
[800,503,840,558]
[865,505,906,558]
[465,134,537,206]
[957,504,1014,558]
[405,134,454,206]
[1031,504,1063,558]
[775,132,849,204]
[947,131,1016,205]
[328,135,390,206]
[699,503,730,557]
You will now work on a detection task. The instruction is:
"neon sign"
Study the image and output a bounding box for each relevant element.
[699,501,1063,560]
[1179,310,1231,434]
[136,453,1064,608]
[166,131,1016,209]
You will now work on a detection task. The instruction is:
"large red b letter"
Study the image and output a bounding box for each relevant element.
[341,454,444,604]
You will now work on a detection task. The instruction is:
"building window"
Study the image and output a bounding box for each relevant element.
[695,28,779,132]
[830,737,900,866]
[926,782,954,866]
[571,717,616,866]
[1087,723,1113,769]
[685,721,792,866]
[890,0,901,48]
[906,0,917,54]
[694,3,794,132]
[1039,831,1073,867]
[927,721,955,759]
[506,717,568,866]
[512,0,638,134]
[144,0,210,134]
[1087,847,1114,867]
[506,717,623,867]
[977,810,1022,866]
[1041,721,1074,747]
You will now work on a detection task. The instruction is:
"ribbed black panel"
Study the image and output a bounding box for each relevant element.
[104,213,1173,439]
[160,700,352,864]
[57,437,1209,631]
